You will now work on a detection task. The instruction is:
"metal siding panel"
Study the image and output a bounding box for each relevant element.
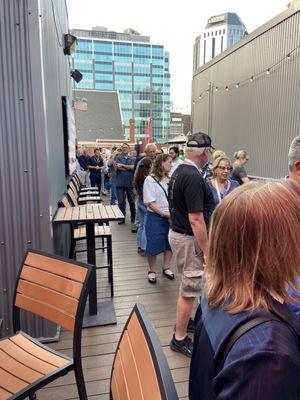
[0,0,71,338]
[192,8,300,178]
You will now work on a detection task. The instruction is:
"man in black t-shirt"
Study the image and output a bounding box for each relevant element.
[168,133,215,358]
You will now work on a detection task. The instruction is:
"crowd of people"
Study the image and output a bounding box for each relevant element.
[77,134,300,398]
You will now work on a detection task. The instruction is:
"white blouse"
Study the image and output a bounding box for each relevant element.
[143,176,169,213]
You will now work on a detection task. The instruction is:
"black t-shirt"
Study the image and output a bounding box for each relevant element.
[168,164,215,235]
[87,155,103,175]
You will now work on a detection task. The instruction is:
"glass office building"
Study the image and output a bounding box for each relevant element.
[71,28,171,143]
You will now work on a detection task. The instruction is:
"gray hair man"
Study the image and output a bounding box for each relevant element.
[288,135,300,183]
[168,133,215,357]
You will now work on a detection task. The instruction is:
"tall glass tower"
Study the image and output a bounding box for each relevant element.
[71,28,170,143]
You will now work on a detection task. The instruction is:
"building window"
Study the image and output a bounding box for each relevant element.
[207,32,210,37]
[230,36,234,46]
[204,33,206,38]
[212,37,215,59]
[219,30,221,35]
[215,31,217,35]
[203,40,206,64]
[223,29,225,34]
[221,36,224,52]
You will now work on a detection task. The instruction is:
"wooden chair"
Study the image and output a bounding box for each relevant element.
[110,304,178,400]
[69,180,99,199]
[67,185,101,205]
[0,249,92,400]
[73,173,98,193]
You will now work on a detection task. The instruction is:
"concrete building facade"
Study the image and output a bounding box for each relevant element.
[194,12,246,69]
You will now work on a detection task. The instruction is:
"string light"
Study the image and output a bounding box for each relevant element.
[192,45,299,104]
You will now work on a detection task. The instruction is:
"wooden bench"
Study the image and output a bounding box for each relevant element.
[0,249,92,400]
[110,304,178,400]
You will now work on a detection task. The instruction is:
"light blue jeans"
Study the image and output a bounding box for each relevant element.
[137,201,147,251]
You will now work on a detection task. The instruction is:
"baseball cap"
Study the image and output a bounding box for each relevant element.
[186,132,214,149]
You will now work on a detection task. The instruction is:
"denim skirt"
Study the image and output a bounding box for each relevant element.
[145,211,171,256]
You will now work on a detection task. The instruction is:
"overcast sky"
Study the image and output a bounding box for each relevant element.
[66,0,289,113]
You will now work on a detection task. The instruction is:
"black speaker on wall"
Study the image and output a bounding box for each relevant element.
[71,69,83,83]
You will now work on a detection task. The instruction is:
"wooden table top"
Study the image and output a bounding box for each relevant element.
[53,204,124,223]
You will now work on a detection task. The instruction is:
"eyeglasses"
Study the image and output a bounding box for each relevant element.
[217,166,232,171]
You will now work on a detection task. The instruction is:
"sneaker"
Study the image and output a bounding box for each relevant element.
[170,334,193,358]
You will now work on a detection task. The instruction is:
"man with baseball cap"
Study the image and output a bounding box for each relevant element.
[168,132,215,357]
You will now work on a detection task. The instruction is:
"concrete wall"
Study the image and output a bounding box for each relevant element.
[191,2,300,178]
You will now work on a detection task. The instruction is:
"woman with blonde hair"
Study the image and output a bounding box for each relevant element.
[207,155,239,204]
[143,154,174,283]
[232,149,250,184]
[190,180,300,399]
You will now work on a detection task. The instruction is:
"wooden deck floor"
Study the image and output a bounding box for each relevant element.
[39,220,193,399]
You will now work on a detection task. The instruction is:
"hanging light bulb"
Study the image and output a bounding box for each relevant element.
[226,86,229,91]
[236,83,240,88]
[198,95,201,100]
[215,87,218,92]
[250,76,254,82]
[193,100,195,104]
[287,53,291,60]
[266,69,270,75]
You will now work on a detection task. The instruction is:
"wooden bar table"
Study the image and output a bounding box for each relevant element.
[53,204,124,328]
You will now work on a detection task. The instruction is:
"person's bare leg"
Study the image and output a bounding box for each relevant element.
[175,296,195,340]
[162,250,173,270]
[147,255,157,272]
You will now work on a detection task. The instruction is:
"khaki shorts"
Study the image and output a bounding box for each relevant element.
[169,230,204,298]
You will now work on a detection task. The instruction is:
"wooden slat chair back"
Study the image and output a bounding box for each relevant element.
[0,249,92,400]
[67,187,79,207]
[73,173,98,193]
[69,180,79,197]
[110,304,178,400]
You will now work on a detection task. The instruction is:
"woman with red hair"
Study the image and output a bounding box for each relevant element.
[190,180,300,400]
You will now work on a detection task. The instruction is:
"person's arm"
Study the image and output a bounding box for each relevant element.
[148,202,170,218]
[188,212,208,261]
[122,164,134,171]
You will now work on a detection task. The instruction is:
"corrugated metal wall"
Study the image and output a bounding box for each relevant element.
[0,0,72,338]
[192,2,300,178]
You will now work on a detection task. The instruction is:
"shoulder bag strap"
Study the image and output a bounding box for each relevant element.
[151,176,169,201]
[217,316,282,372]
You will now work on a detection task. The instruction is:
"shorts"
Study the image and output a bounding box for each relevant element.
[168,229,204,297]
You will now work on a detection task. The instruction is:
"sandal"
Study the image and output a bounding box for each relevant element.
[148,271,157,284]
[162,268,175,280]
